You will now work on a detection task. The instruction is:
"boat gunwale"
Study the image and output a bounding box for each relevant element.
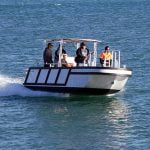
[27,66,132,72]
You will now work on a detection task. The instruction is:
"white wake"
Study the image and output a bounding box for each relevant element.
[0,74,64,97]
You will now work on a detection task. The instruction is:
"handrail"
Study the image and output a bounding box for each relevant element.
[99,50,121,68]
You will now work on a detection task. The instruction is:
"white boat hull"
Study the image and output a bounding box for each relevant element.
[23,67,132,95]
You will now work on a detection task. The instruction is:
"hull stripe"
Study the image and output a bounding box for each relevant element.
[24,68,31,84]
[65,68,71,85]
[24,86,120,95]
[55,68,61,84]
[69,71,131,77]
[45,69,51,84]
[35,69,41,83]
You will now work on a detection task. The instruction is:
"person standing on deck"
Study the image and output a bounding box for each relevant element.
[54,44,67,64]
[43,43,53,67]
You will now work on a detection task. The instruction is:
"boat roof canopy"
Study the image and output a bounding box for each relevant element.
[45,38,101,43]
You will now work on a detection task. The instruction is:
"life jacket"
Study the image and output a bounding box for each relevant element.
[100,51,112,60]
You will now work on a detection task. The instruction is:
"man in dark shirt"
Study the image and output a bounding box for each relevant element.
[54,44,67,63]
[43,43,53,67]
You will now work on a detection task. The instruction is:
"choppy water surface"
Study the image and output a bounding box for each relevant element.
[0,0,150,149]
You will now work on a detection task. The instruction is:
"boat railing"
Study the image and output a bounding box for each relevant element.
[111,50,120,68]
[100,51,120,68]
[37,51,120,68]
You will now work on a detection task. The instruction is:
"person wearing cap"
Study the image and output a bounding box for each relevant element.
[61,54,73,67]
[75,42,89,66]
[43,43,53,67]
[100,46,112,67]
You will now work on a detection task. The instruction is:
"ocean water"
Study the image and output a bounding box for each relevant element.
[0,0,150,149]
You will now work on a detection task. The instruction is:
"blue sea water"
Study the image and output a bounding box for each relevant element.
[0,0,150,149]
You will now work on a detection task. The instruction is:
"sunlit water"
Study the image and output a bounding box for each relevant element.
[0,0,150,149]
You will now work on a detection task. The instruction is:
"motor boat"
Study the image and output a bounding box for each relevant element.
[23,38,132,95]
